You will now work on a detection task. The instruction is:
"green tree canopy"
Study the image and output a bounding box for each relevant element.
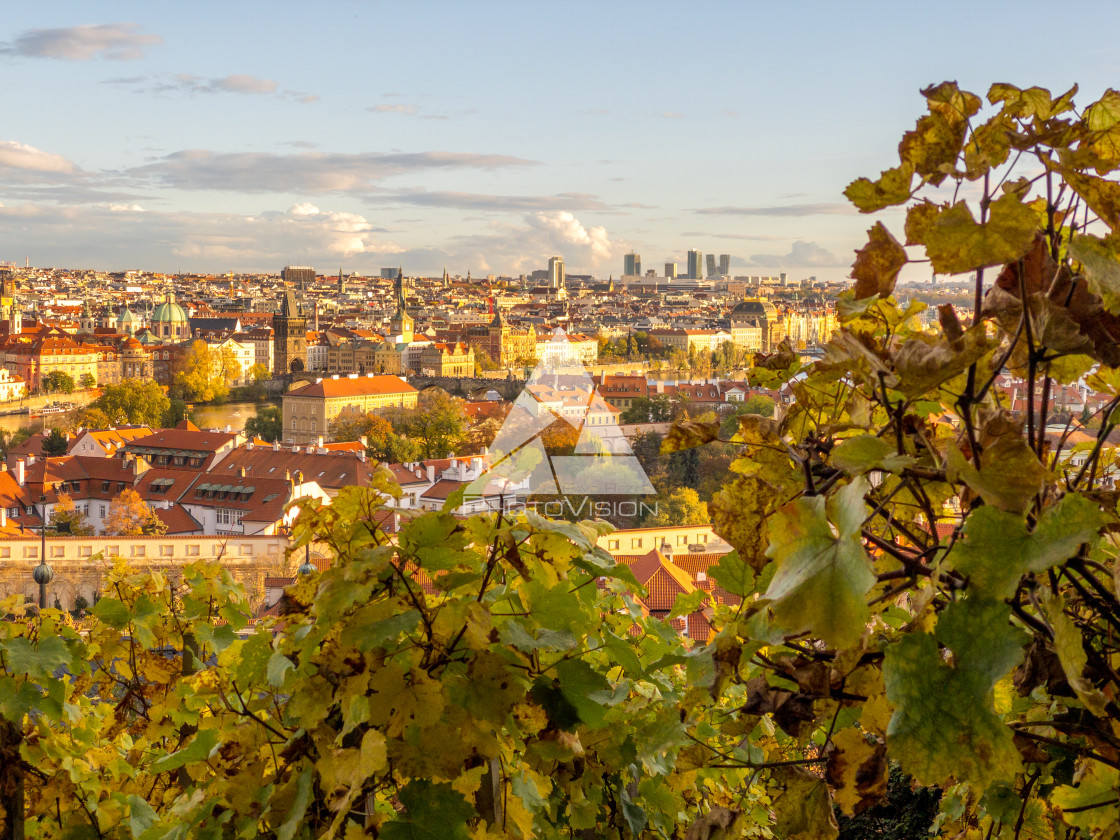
[244,403,283,443]
[86,379,171,428]
[172,340,229,403]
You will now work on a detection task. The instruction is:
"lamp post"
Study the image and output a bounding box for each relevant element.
[34,493,53,609]
[297,542,316,576]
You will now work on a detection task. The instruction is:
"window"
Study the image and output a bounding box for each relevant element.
[216,509,231,526]
[160,545,173,556]
[239,544,253,556]
[0,547,8,558]
[50,546,64,558]
[631,538,643,549]
[187,544,199,556]
[101,481,110,492]
[99,504,106,517]
[24,546,37,559]
[131,546,145,557]
[108,545,119,557]
[607,539,619,550]
[79,546,92,557]
[677,535,688,546]
[697,534,708,543]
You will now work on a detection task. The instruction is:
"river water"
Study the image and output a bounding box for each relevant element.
[0,399,277,437]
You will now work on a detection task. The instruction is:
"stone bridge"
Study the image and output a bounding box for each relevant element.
[407,376,525,400]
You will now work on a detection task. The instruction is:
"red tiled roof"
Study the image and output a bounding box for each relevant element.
[287,375,417,398]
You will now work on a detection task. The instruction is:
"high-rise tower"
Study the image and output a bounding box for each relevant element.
[547,256,565,290]
[623,253,641,277]
[687,249,703,280]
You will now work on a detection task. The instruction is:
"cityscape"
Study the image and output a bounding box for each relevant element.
[5,2,1120,838]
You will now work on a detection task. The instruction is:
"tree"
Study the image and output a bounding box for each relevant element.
[387,389,467,459]
[49,493,93,536]
[41,371,74,394]
[243,362,271,400]
[40,428,68,457]
[87,379,170,428]
[330,410,421,463]
[172,340,229,403]
[643,486,709,527]
[720,394,777,436]
[0,426,31,457]
[620,394,679,424]
[216,345,241,386]
[244,404,283,443]
[78,373,96,390]
[103,487,166,536]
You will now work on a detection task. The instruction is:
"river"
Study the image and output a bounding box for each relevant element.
[0,399,277,438]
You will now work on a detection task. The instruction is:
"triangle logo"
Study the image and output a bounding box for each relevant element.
[466,328,656,503]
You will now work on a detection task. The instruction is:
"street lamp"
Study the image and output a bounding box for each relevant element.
[297,542,316,576]
[34,493,53,609]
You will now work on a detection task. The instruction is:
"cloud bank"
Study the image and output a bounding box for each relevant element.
[0,23,162,61]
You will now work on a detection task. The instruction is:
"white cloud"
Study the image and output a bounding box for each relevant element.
[0,23,162,60]
[745,240,843,269]
[527,211,613,263]
[0,141,77,175]
[368,103,419,115]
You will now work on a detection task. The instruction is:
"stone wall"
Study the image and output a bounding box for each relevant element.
[0,534,330,611]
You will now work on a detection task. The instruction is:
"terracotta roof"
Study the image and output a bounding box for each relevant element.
[286,375,418,399]
[211,445,373,491]
[152,503,203,534]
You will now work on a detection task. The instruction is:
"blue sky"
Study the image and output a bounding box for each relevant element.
[3,1,1120,279]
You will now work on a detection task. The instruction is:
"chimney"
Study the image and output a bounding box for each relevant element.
[273,440,280,451]
[16,459,24,486]
[0,508,6,528]
[359,435,368,448]
[457,460,467,481]
[291,445,300,454]
[225,424,232,433]
[426,464,435,483]
[317,436,324,447]
[239,467,247,478]
[285,469,291,481]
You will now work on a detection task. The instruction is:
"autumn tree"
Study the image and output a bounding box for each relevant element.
[386,389,467,459]
[643,486,708,527]
[103,487,166,536]
[172,340,229,403]
[41,371,74,394]
[87,379,170,428]
[48,493,93,536]
[330,410,421,463]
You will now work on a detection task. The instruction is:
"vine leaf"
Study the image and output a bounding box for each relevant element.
[845,163,914,213]
[763,477,875,649]
[1039,589,1111,717]
[884,599,1027,789]
[946,438,1051,514]
[661,419,722,454]
[829,435,915,476]
[852,222,908,300]
[380,780,475,840]
[1070,233,1120,313]
[948,494,1106,598]
[825,726,888,815]
[923,194,1038,274]
[1051,761,1120,831]
[772,767,839,840]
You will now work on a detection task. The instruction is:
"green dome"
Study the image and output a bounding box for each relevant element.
[118,307,137,325]
[152,292,189,325]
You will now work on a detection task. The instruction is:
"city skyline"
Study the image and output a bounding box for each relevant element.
[3,1,1120,280]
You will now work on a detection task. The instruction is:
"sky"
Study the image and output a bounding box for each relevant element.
[3,1,1120,280]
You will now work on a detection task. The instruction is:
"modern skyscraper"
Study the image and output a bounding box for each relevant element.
[687,250,703,280]
[719,254,731,276]
[548,256,565,289]
[624,253,641,276]
[665,262,677,279]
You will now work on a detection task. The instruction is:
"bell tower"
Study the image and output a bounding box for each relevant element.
[272,291,308,376]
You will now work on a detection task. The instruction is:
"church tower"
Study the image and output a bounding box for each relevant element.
[389,268,414,343]
[272,291,308,376]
